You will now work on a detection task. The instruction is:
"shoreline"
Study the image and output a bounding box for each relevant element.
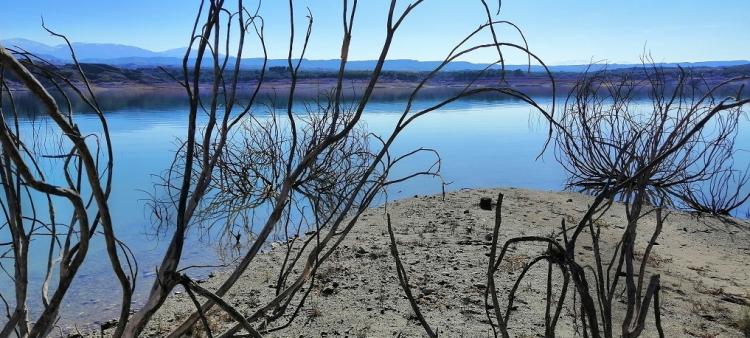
[81,187,750,337]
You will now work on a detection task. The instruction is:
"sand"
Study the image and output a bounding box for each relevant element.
[103,188,749,337]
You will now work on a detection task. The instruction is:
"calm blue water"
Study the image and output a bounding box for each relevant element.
[0,96,563,326]
[4,94,748,328]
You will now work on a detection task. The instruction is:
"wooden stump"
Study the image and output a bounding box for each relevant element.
[479,197,492,210]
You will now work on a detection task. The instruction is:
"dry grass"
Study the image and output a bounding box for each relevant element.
[634,249,673,268]
[500,254,529,273]
[305,303,322,320]
[189,308,233,338]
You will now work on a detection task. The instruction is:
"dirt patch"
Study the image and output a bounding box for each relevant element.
[100,188,750,337]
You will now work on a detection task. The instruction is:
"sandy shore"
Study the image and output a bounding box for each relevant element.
[110,188,750,337]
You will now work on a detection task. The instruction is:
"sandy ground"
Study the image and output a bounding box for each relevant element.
[97,188,749,337]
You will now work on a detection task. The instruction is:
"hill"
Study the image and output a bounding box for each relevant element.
[2,38,748,72]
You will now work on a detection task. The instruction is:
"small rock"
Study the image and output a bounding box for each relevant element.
[421,288,436,296]
[322,285,335,296]
[101,319,118,331]
[701,314,716,322]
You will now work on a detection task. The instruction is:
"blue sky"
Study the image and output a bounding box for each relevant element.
[1,0,748,64]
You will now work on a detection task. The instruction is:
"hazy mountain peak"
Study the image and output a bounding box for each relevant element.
[1,38,748,72]
[0,37,56,53]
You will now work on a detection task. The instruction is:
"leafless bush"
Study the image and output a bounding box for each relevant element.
[389,62,750,338]
[150,0,560,336]
[0,33,136,337]
[0,0,559,337]
[678,164,750,216]
[555,61,750,215]
[480,64,749,337]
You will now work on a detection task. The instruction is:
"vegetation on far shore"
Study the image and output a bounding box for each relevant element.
[3,61,750,89]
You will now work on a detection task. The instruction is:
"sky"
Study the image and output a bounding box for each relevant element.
[0,0,748,65]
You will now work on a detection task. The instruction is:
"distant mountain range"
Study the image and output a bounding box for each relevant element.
[2,38,749,72]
